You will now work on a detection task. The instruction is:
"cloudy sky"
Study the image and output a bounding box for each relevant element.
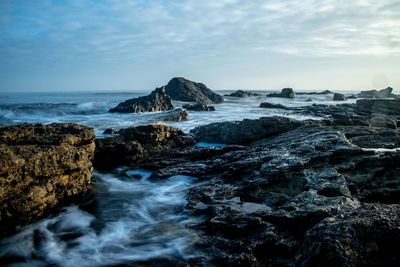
[0,0,399,92]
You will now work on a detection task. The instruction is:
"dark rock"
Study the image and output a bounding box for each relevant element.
[190,116,303,144]
[357,87,394,99]
[0,123,95,235]
[94,124,195,170]
[259,102,287,109]
[103,128,118,135]
[267,88,294,99]
[109,87,174,113]
[156,108,189,121]
[297,90,333,95]
[347,94,357,99]
[183,103,215,111]
[225,90,260,98]
[165,77,224,104]
[333,93,346,101]
[356,99,400,115]
[296,203,400,267]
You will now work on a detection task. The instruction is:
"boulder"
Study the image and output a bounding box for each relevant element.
[357,87,394,99]
[267,88,294,98]
[225,90,260,98]
[109,87,174,113]
[333,93,346,101]
[103,128,118,135]
[94,125,195,170]
[259,102,287,109]
[296,204,400,267]
[190,116,303,144]
[183,103,215,111]
[0,123,95,235]
[165,77,224,104]
[156,108,189,122]
[356,99,400,115]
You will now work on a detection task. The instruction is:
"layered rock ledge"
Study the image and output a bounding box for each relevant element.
[0,123,95,235]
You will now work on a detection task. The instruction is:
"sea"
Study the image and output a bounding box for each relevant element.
[0,89,358,266]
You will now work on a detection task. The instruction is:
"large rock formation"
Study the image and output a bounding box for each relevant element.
[109,87,174,113]
[333,93,346,101]
[190,116,303,144]
[267,88,294,98]
[94,124,195,170]
[0,123,95,235]
[165,77,224,104]
[357,87,395,99]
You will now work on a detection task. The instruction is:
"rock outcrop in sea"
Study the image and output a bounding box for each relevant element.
[109,87,174,113]
[357,87,395,99]
[0,123,95,235]
[165,77,224,104]
[225,90,260,98]
[183,103,216,111]
[333,93,346,101]
[267,88,295,98]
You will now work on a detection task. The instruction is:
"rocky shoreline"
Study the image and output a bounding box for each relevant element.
[1,85,400,266]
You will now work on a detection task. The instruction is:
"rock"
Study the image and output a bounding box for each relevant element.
[103,128,118,135]
[347,94,357,99]
[267,88,294,99]
[259,102,287,109]
[157,108,189,121]
[225,90,259,98]
[357,87,394,99]
[190,116,303,144]
[109,87,174,113]
[165,77,224,104]
[0,123,95,235]
[333,93,346,101]
[94,125,195,170]
[356,99,400,115]
[183,103,215,111]
[297,90,333,95]
[296,203,400,267]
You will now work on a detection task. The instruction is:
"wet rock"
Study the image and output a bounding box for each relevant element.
[109,87,174,113]
[225,90,260,98]
[103,128,118,135]
[165,77,224,104]
[356,99,400,115]
[259,102,287,109]
[357,87,395,99]
[157,108,189,121]
[267,88,294,99]
[296,203,400,267]
[297,90,333,95]
[183,103,215,111]
[0,123,95,235]
[190,116,303,144]
[333,93,346,101]
[94,124,195,170]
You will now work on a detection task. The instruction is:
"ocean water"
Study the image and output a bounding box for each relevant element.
[0,89,358,265]
[0,90,357,135]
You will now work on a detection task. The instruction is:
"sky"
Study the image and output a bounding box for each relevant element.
[0,0,399,92]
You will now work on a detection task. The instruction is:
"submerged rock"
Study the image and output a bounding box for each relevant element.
[109,87,174,113]
[0,123,95,235]
[357,87,395,99]
[94,124,195,170]
[183,103,215,111]
[267,88,294,99]
[165,77,224,104]
[259,102,287,109]
[190,116,303,144]
[157,108,189,121]
[333,93,346,101]
[225,90,260,98]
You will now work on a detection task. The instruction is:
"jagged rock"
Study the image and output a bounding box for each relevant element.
[225,90,260,98]
[165,77,224,104]
[356,99,400,115]
[183,103,215,111]
[0,123,95,235]
[103,128,118,135]
[333,93,346,101]
[296,203,400,267]
[190,117,303,145]
[94,125,195,170]
[267,88,294,98]
[357,87,395,99]
[109,87,174,113]
[259,102,287,109]
[157,108,189,121]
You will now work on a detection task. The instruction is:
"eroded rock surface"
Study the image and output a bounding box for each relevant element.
[0,123,95,235]
[357,87,395,99]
